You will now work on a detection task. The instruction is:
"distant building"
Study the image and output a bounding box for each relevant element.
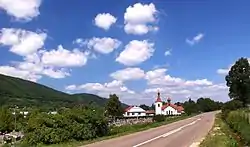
[123,106,146,117]
[155,91,184,115]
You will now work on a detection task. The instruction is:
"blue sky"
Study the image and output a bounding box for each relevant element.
[0,0,250,105]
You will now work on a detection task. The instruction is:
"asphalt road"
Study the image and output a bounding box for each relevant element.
[84,112,216,147]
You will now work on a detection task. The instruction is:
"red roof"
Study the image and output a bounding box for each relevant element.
[124,106,133,112]
[161,103,184,113]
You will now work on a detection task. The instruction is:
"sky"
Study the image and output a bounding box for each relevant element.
[0,0,250,106]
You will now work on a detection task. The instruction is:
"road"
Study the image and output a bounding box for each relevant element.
[84,111,216,147]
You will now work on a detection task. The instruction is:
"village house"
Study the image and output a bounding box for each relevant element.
[123,91,184,117]
[123,106,146,117]
[155,91,184,115]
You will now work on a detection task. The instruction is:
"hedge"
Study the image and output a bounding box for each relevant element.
[226,109,250,145]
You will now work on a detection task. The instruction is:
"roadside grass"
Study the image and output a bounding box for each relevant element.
[40,114,197,147]
[199,113,240,147]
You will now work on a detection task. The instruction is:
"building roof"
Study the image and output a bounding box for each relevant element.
[145,110,155,114]
[161,103,184,112]
[124,106,146,113]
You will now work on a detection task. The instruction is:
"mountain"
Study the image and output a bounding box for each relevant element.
[0,74,128,110]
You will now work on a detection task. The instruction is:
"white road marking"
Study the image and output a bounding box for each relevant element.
[133,118,201,147]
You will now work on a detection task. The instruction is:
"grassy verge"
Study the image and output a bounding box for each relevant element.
[41,114,196,147]
[199,113,240,147]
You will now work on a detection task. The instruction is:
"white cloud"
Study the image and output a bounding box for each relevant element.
[0,65,41,82]
[42,68,70,79]
[186,33,204,46]
[145,68,212,87]
[41,45,88,67]
[0,0,41,21]
[164,50,171,56]
[116,40,154,66]
[124,3,159,35]
[94,13,117,30]
[85,37,121,54]
[66,80,135,98]
[142,68,228,103]
[110,67,145,81]
[0,28,47,56]
[217,68,229,75]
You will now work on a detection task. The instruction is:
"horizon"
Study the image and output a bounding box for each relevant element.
[1,0,249,105]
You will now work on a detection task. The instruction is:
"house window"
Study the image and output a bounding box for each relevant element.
[132,112,134,115]
[138,112,141,115]
[158,104,160,107]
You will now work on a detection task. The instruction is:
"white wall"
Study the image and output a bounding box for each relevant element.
[124,112,146,117]
[155,102,163,115]
[162,106,181,115]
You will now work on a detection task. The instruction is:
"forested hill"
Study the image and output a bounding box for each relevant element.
[0,74,128,110]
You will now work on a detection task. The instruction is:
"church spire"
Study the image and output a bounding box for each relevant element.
[155,89,162,102]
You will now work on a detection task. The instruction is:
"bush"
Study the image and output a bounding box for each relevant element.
[221,100,243,120]
[22,106,109,145]
[226,110,250,145]
[153,115,166,122]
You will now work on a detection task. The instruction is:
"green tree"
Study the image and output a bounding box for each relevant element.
[105,94,123,118]
[139,104,151,110]
[183,98,198,115]
[226,57,250,106]
[0,107,14,132]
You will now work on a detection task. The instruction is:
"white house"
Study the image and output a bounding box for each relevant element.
[155,91,184,116]
[123,106,146,117]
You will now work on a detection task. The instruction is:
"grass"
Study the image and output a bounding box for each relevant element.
[40,114,196,147]
[199,113,240,147]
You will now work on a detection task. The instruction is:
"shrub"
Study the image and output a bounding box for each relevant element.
[22,106,109,145]
[221,100,243,120]
[153,115,166,122]
[226,110,250,145]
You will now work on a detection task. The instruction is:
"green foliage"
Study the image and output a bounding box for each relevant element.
[200,114,239,147]
[0,74,128,110]
[152,115,166,122]
[225,110,250,145]
[105,94,123,117]
[183,97,222,115]
[221,100,243,119]
[197,98,222,112]
[183,98,199,115]
[0,107,14,132]
[22,106,109,145]
[139,104,151,110]
[226,57,250,106]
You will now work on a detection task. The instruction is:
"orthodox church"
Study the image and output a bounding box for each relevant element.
[155,91,184,115]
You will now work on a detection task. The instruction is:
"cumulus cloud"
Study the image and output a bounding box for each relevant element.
[164,50,171,56]
[124,3,159,35]
[65,80,135,98]
[0,28,47,56]
[94,13,117,30]
[110,67,145,81]
[0,0,42,21]
[84,37,121,54]
[41,45,88,67]
[217,68,229,75]
[186,33,204,46]
[66,66,228,105]
[142,68,227,103]
[116,40,154,66]
[0,65,41,82]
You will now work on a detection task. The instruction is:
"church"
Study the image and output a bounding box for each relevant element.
[155,91,184,116]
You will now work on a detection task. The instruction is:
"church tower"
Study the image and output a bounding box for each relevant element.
[155,90,163,115]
